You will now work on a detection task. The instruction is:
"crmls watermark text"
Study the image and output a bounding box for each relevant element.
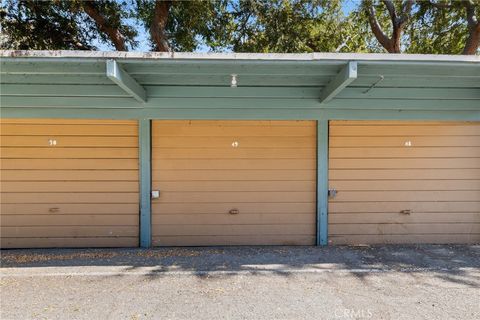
[334,308,373,319]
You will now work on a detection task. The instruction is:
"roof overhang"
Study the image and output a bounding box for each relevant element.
[2,50,479,62]
[1,50,479,120]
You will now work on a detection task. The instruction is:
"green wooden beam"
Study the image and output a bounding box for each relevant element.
[0,107,142,119]
[358,64,480,78]
[317,120,329,246]
[123,62,341,76]
[2,107,479,121]
[326,109,480,121]
[0,84,326,99]
[106,60,147,103]
[320,61,357,104]
[3,96,479,110]
[1,84,127,97]
[352,76,480,88]
[1,74,116,85]
[3,73,479,88]
[3,85,479,100]
[338,87,480,100]
[139,119,152,248]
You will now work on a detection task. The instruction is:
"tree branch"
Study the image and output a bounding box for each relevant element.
[390,0,413,52]
[382,0,397,22]
[82,1,126,51]
[150,0,171,52]
[365,0,413,53]
[366,1,393,52]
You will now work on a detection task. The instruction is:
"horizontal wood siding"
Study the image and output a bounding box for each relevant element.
[0,119,139,248]
[151,120,316,246]
[329,121,480,245]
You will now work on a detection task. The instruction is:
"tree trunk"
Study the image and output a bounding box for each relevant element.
[391,21,404,53]
[365,0,412,54]
[82,2,126,51]
[366,4,394,52]
[463,26,480,54]
[150,1,172,52]
[462,1,480,55]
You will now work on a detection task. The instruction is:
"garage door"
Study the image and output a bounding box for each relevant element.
[151,120,316,246]
[0,119,139,248]
[329,121,480,244]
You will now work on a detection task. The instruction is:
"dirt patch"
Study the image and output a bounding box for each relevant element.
[0,248,230,265]
[1,251,120,264]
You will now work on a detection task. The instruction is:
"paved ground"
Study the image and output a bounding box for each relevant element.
[1,245,479,320]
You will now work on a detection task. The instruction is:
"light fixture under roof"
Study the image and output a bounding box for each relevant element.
[230,74,237,88]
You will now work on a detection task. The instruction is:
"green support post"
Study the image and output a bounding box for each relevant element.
[317,120,329,246]
[139,119,152,248]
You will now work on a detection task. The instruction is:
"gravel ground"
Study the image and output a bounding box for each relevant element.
[1,245,479,320]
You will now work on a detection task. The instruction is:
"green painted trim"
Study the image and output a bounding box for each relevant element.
[325,109,480,121]
[2,96,479,110]
[3,73,478,88]
[0,107,141,119]
[1,84,127,97]
[106,60,147,103]
[2,58,478,75]
[2,107,478,121]
[317,120,329,246]
[139,119,152,248]
[320,61,357,103]
[3,85,480,100]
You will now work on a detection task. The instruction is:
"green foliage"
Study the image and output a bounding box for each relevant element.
[227,0,372,53]
[406,1,471,54]
[0,0,137,50]
[336,5,383,53]
[356,0,479,54]
[1,0,93,50]
[0,0,477,54]
[84,0,137,50]
[134,0,231,51]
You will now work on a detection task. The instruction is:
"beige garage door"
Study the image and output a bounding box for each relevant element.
[151,120,316,246]
[0,119,139,248]
[329,121,480,244]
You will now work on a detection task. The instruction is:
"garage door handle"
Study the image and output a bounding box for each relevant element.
[229,209,239,215]
[400,209,412,215]
[328,189,337,198]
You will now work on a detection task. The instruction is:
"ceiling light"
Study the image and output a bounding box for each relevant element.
[230,74,237,88]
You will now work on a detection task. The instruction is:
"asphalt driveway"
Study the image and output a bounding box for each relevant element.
[1,245,479,320]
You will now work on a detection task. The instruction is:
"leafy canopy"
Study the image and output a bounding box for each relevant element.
[0,0,478,54]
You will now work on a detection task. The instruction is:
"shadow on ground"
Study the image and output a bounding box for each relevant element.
[1,245,479,286]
